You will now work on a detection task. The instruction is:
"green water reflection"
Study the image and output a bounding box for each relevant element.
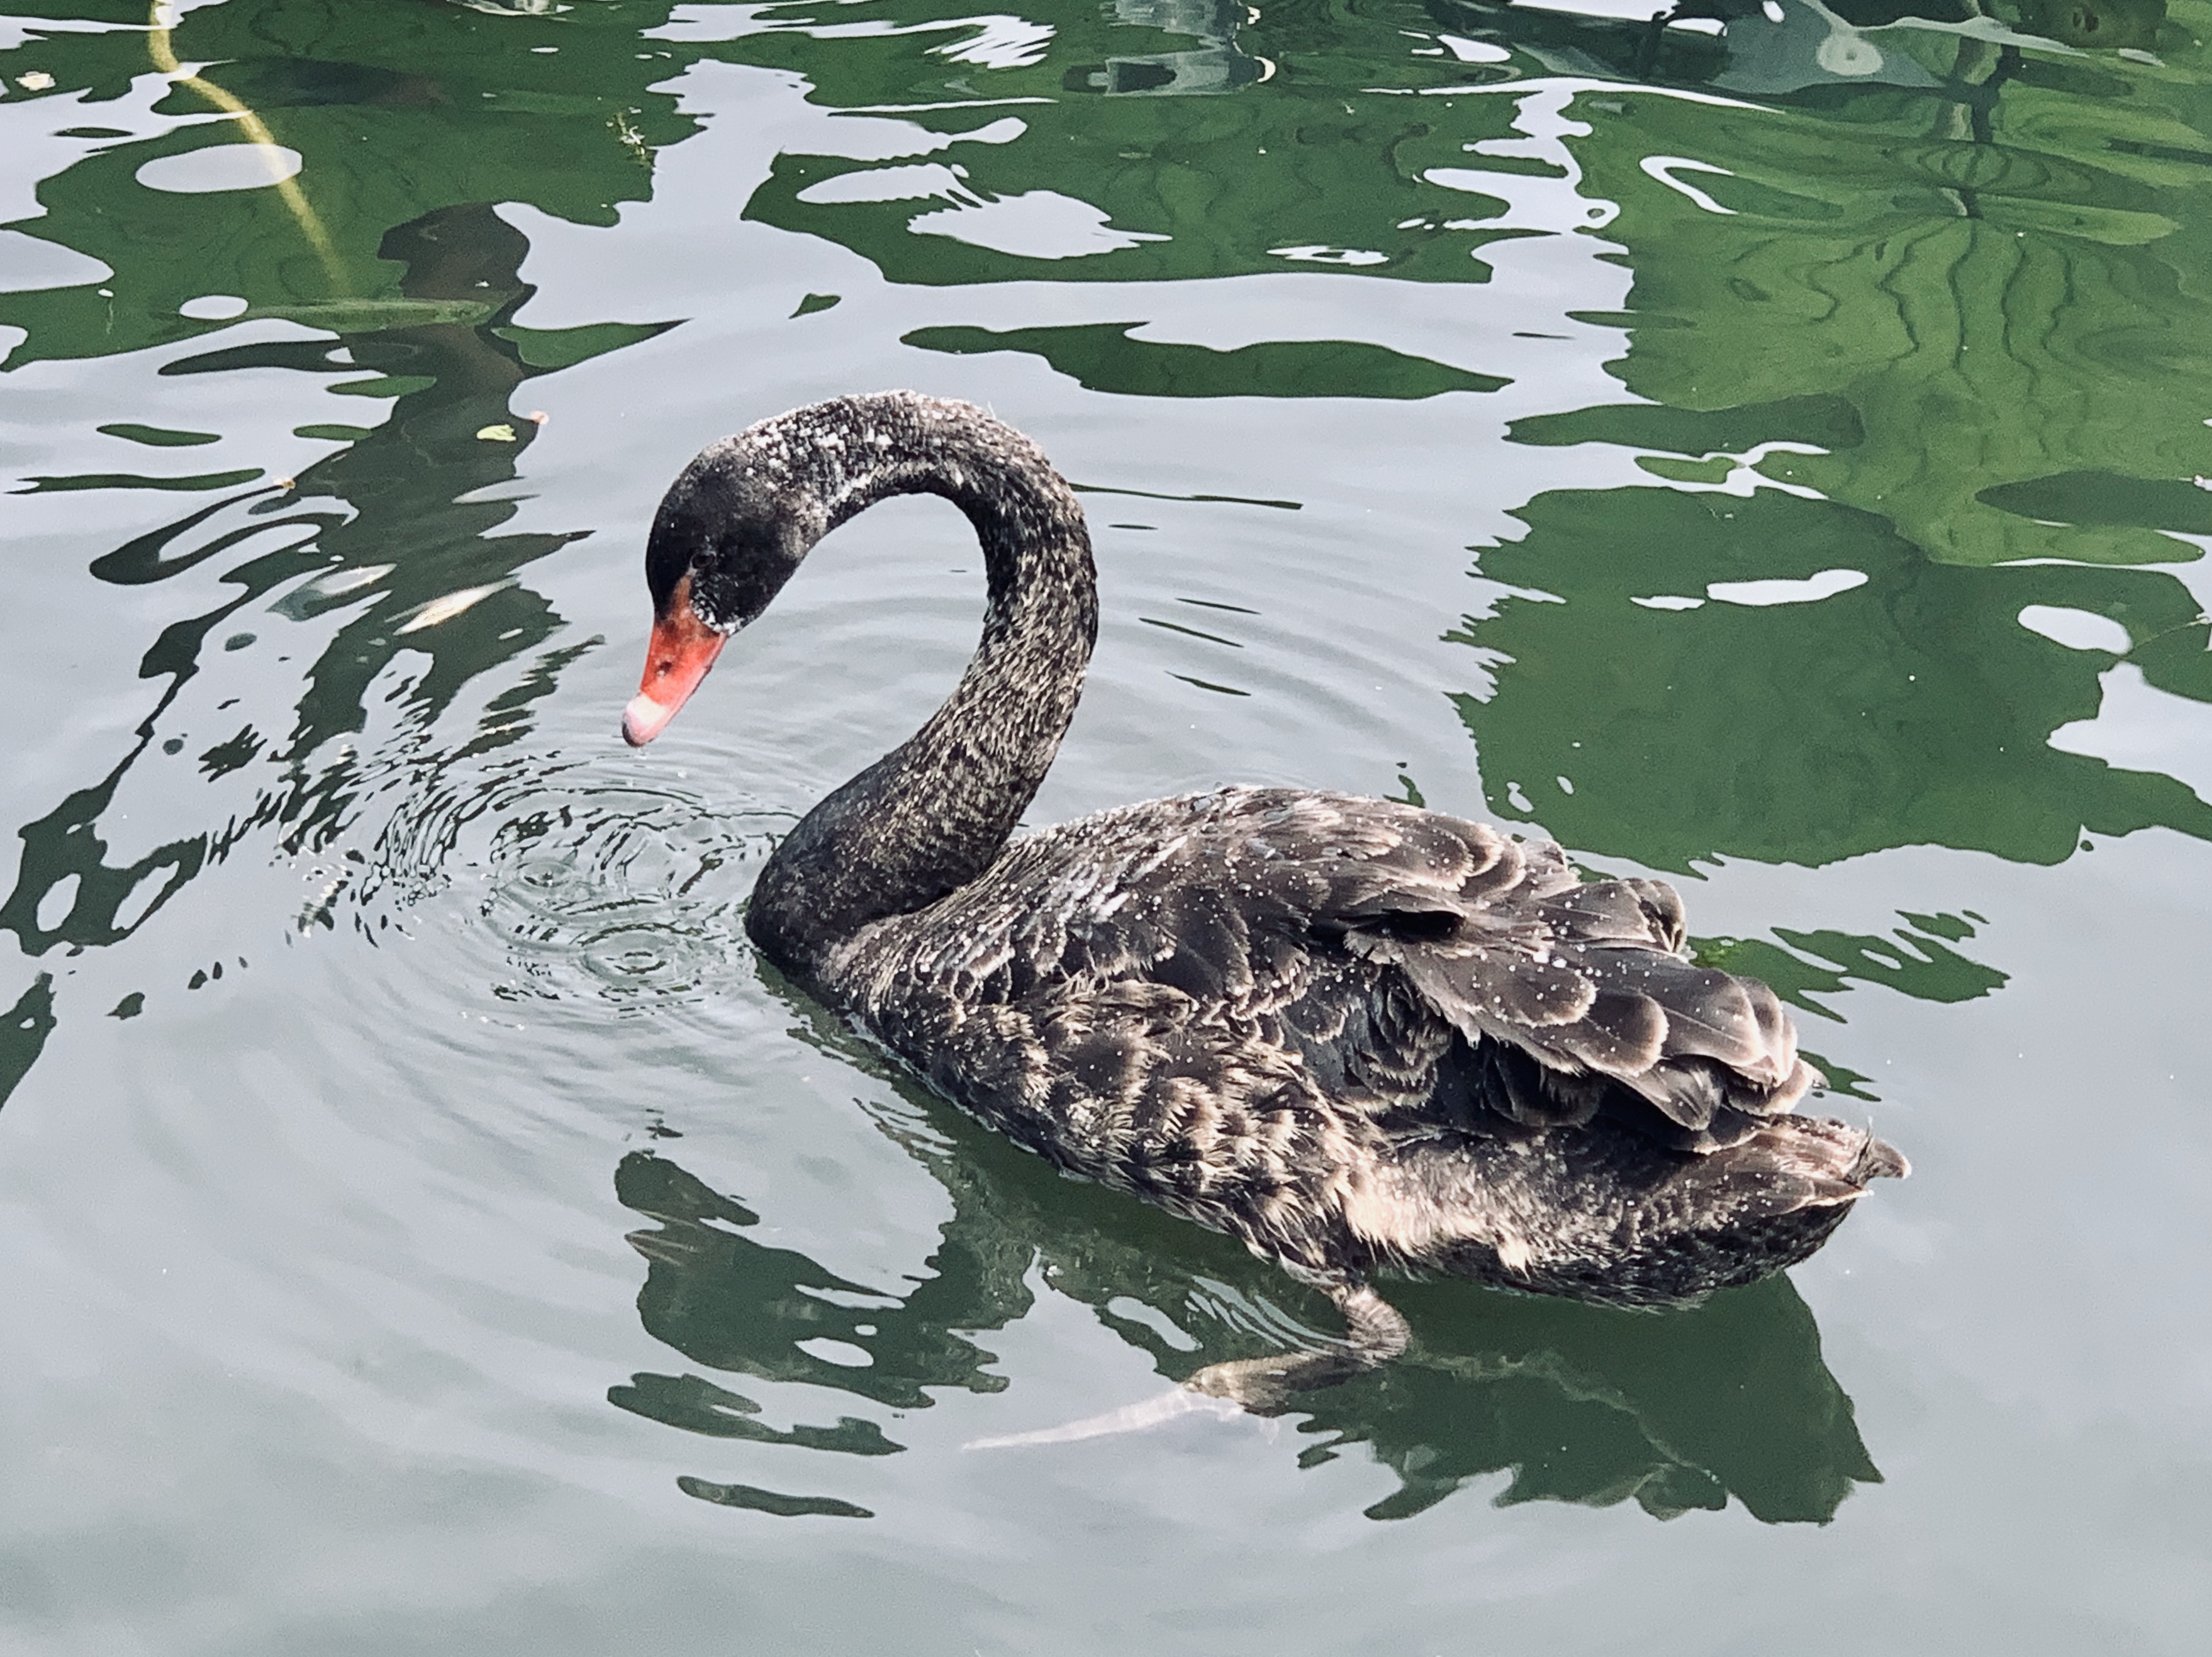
[906,321,1509,398]
[614,1057,1881,1525]
[1,0,699,367]
[1,201,584,962]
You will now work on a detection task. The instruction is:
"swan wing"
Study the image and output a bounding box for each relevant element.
[852,788,1813,1151]
[1227,793,1816,1139]
[892,789,1811,1141]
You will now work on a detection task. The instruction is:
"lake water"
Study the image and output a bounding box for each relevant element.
[4,1,2210,1649]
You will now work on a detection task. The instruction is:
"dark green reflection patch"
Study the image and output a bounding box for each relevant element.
[616,1149,1008,1410]
[98,422,220,448]
[1320,1269,1879,1524]
[1979,471,2212,535]
[1509,394,1865,456]
[0,976,56,1112]
[160,340,350,378]
[493,318,679,372]
[610,1373,901,1456]
[1694,917,2006,1025]
[1637,454,1734,485]
[674,1477,872,1519]
[328,375,437,399]
[1774,926,2009,1006]
[16,468,264,494]
[904,323,1507,399]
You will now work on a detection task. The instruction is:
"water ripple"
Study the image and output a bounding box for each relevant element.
[306,749,786,1017]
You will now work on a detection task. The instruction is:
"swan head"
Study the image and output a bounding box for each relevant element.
[623,435,815,747]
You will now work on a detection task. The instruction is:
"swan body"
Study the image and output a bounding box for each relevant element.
[623,392,1903,1378]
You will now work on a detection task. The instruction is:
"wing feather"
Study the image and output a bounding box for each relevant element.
[1180,794,1817,1141]
[856,787,1818,1154]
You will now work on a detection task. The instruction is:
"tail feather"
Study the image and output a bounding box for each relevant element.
[1349,873,1817,1142]
[1358,1115,1906,1307]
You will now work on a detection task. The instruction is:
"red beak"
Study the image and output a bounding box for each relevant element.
[622,575,726,746]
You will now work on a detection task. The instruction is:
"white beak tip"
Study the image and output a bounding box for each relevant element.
[622,692,674,747]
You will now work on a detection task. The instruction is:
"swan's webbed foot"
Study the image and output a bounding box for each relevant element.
[963,1280,1408,1448]
[1184,1280,1410,1412]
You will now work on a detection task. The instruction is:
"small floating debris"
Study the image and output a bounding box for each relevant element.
[396,580,512,633]
[476,423,518,442]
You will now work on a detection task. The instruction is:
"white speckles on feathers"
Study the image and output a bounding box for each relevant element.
[830,786,1867,1297]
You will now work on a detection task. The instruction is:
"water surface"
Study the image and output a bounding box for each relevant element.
[3,1,2210,1650]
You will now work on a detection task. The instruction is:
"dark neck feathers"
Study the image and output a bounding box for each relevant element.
[722,394,1098,984]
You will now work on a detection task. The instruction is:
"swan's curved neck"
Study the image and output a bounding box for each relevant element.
[737,395,1097,983]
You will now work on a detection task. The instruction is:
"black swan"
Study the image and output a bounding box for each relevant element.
[620,391,1904,1402]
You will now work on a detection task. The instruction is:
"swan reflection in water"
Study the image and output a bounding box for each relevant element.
[608,1040,1880,1526]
